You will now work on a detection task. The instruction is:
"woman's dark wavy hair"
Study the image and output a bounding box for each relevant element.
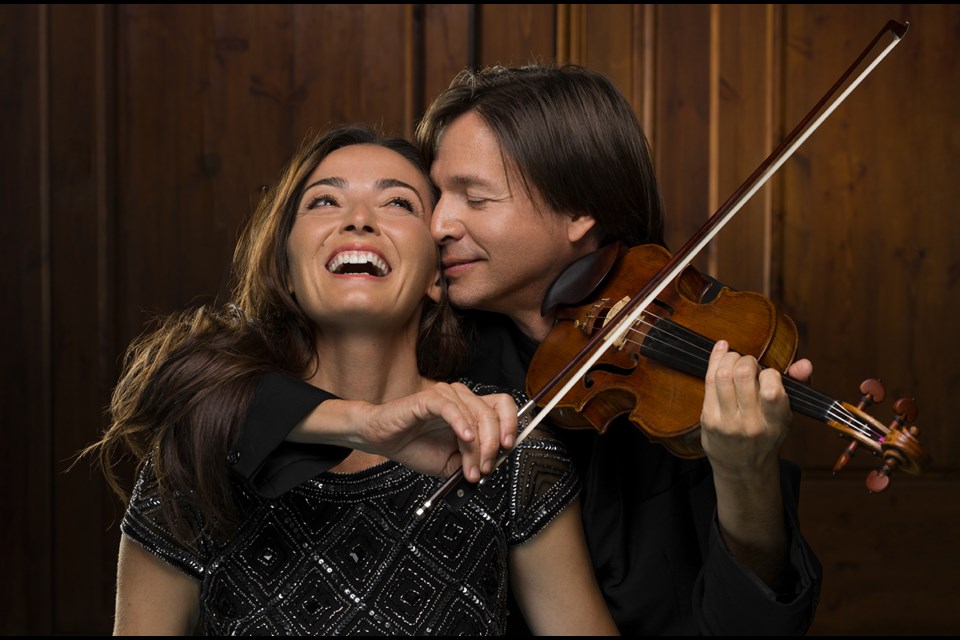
[415,62,665,248]
[83,124,465,543]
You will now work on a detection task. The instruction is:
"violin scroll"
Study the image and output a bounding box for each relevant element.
[831,384,931,493]
[831,378,886,474]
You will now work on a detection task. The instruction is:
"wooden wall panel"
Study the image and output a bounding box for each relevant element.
[779,6,957,469]
[712,5,779,296]
[1,5,52,635]
[291,4,412,138]
[801,476,960,634]
[48,4,118,632]
[775,5,960,634]
[477,4,555,67]
[654,4,712,271]
[111,3,415,348]
[782,5,960,634]
[422,4,472,113]
[562,5,652,136]
[115,4,229,343]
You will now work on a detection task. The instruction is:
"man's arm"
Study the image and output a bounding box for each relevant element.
[287,380,518,481]
[700,339,804,585]
[231,373,517,497]
[695,340,821,634]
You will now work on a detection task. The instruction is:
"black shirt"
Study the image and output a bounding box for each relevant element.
[458,310,822,635]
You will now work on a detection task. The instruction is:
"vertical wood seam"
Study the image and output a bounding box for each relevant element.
[640,4,656,141]
[95,6,117,451]
[37,2,54,633]
[707,5,719,276]
[763,4,774,296]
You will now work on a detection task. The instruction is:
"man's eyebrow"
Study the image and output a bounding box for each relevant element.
[446,174,491,188]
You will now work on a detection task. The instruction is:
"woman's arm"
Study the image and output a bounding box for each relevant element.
[509,497,619,636]
[113,534,200,635]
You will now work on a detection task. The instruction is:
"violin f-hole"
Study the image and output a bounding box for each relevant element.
[583,354,641,389]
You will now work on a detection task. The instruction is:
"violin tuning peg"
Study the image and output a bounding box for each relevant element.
[858,378,885,408]
[833,440,859,475]
[866,468,892,494]
[891,397,919,425]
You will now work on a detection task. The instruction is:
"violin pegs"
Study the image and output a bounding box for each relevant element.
[833,440,859,475]
[867,452,902,493]
[865,399,920,494]
[836,379,886,476]
[858,378,886,409]
[866,467,892,494]
[891,397,919,425]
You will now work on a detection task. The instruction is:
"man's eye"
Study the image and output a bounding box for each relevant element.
[466,197,487,207]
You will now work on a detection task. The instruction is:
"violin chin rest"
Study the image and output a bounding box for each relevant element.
[541,242,622,316]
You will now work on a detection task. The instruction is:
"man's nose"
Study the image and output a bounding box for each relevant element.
[430,195,463,243]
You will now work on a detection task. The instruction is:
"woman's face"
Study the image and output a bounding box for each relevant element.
[286,144,439,332]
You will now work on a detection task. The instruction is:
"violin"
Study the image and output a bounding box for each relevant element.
[416,19,928,517]
[527,240,932,493]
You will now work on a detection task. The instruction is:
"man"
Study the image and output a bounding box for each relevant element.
[412,63,821,635]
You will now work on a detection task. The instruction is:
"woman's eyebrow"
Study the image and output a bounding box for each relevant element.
[377,177,419,193]
[302,176,347,192]
[377,178,424,205]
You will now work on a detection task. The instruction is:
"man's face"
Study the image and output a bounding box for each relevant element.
[429,111,593,338]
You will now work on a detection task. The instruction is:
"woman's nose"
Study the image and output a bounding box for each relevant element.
[340,204,379,235]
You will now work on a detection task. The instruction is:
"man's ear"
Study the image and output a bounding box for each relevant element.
[567,213,597,244]
[426,272,443,303]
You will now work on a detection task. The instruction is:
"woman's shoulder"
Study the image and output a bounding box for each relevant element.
[455,377,567,449]
[455,377,525,403]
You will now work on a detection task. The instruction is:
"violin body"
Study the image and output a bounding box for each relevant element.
[527,243,800,459]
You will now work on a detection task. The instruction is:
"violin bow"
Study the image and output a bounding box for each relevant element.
[416,19,909,518]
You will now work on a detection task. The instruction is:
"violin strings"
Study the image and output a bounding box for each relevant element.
[584,304,884,444]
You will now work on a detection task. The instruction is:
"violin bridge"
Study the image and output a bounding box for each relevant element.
[602,296,633,349]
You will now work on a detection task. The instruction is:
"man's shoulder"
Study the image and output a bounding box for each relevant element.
[458,310,531,391]
[461,309,516,336]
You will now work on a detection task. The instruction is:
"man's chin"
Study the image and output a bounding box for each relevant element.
[448,288,488,313]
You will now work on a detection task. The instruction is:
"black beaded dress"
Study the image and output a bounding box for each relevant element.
[120,384,578,636]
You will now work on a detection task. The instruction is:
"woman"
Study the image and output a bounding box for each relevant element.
[88,125,617,635]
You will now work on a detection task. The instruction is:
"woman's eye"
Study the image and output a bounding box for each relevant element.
[386,196,415,213]
[466,197,487,208]
[306,194,338,209]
